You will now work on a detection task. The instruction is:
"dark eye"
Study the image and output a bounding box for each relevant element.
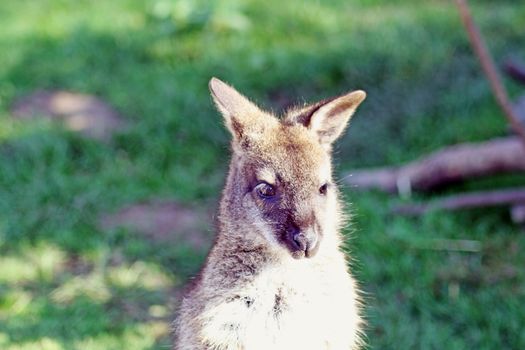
[319,183,328,195]
[255,182,276,199]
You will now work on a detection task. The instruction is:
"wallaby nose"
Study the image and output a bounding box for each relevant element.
[293,232,313,252]
[286,225,319,258]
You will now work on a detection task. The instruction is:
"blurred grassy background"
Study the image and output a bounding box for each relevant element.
[0,0,524,349]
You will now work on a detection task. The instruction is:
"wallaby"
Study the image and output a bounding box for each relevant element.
[174,78,367,350]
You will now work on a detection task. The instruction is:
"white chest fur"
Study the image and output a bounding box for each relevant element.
[199,255,360,350]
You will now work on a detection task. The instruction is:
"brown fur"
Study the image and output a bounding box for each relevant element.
[174,78,366,350]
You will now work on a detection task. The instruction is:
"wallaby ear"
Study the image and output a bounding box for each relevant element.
[209,77,273,143]
[289,90,366,146]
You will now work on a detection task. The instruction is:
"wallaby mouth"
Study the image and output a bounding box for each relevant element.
[285,228,320,259]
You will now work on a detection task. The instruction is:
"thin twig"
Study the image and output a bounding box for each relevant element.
[415,239,482,253]
[393,187,525,216]
[455,0,525,146]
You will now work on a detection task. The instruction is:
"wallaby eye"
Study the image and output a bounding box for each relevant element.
[319,183,328,195]
[255,182,276,199]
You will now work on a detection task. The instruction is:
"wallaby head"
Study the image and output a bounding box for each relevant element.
[210,77,365,260]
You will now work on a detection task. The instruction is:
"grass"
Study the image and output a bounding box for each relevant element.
[0,0,524,349]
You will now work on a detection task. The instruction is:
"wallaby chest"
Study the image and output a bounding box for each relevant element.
[200,258,357,350]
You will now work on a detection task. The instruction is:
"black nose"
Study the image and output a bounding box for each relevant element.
[293,231,318,253]
[293,232,309,251]
[286,224,318,257]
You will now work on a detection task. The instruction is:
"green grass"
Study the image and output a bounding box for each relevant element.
[0,0,524,349]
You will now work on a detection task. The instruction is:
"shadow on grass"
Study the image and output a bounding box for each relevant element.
[0,246,177,349]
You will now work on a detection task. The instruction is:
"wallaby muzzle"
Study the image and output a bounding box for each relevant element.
[285,225,320,259]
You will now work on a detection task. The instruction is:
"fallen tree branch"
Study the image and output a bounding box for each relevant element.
[393,187,525,216]
[344,137,525,194]
[455,0,525,145]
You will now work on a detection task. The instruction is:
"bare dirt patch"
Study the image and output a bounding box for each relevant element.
[100,200,214,250]
[11,90,126,140]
